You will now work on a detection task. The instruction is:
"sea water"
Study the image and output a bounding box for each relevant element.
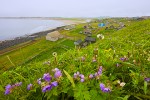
[0,19,64,41]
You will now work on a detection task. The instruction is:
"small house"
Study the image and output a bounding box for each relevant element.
[46,31,63,42]
[64,25,75,30]
[82,41,88,47]
[109,25,115,29]
[98,23,105,27]
[84,29,92,36]
[74,39,83,46]
[84,37,96,43]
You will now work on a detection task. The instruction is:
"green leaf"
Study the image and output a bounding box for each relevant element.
[123,95,130,100]
[10,71,26,81]
[144,81,147,95]
[63,69,75,88]
[83,91,91,100]
[0,85,4,92]
[90,90,97,99]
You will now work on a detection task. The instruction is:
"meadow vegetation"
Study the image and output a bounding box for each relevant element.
[0,18,150,100]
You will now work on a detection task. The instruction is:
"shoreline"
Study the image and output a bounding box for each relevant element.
[0,19,85,42]
[0,19,85,50]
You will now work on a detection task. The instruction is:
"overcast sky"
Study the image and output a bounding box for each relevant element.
[0,0,150,17]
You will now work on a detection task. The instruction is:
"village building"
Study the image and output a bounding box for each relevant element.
[84,29,92,36]
[64,25,76,30]
[84,36,96,43]
[74,39,83,46]
[98,23,105,27]
[46,31,63,42]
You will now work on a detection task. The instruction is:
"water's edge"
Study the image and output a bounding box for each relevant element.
[0,25,66,50]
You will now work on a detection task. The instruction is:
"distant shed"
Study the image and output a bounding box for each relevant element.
[84,37,96,43]
[74,39,83,46]
[46,31,63,41]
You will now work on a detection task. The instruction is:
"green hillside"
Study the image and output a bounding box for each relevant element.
[0,19,150,100]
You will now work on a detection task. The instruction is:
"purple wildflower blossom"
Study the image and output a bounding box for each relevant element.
[144,78,150,82]
[27,84,33,90]
[37,78,42,84]
[120,57,127,61]
[5,89,11,95]
[100,83,111,93]
[89,74,94,79]
[81,56,85,61]
[4,84,12,95]
[76,71,80,75]
[103,88,111,92]
[54,70,62,78]
[5,84,11,89]
[94,72,98,77]
[98,66,102,75]
[42,85,53,93]
[116,63,120,67]
[80,79,84,82]
[80,74,85,79]
[15,82,22,86]
[11,85,15,88]
[100,83,105,91]
[54,68,59,72]
[43,73,52,82]
[74,73,78,79]
[51,81,58,87]
[92,59,97,62]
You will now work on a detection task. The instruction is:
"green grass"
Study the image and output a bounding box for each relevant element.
[0,37,74,71]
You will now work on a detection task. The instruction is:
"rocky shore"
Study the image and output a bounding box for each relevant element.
[0,26,65,50]
[0,19,85,51]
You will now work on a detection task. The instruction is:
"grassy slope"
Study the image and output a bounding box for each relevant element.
[0,37,74,71]
[0,19,150,99]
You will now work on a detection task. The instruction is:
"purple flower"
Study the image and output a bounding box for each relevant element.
[15,82,22,86]
[103,88,111,92]
[144,78,150,82]
[5,89,11,95]
[98,66,102,75]
[4,84,12,95]
[92,59,97,62]
[100,83,105,91]
[37,78,42,84]
[81,56,85,61]
[54,68,59,72]
[80,79,84,82]
[27,84,33,90]
[116,63,120,67]
[76,71,80,75]
[74,73,78,79]
[120,57,127,61]
[51,81,58,87]
[54,70,62,78]
[94,72,98,77]
[43,73,52,82]
[89,74,94,79]
[42,85,53,93]
[5,84,11,89]
[80,74,84,79]
[100,83,111,93]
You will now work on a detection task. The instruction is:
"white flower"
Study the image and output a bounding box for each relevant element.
[97,34,104,39]
[120,82,126,87]
[52,52,57,57]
